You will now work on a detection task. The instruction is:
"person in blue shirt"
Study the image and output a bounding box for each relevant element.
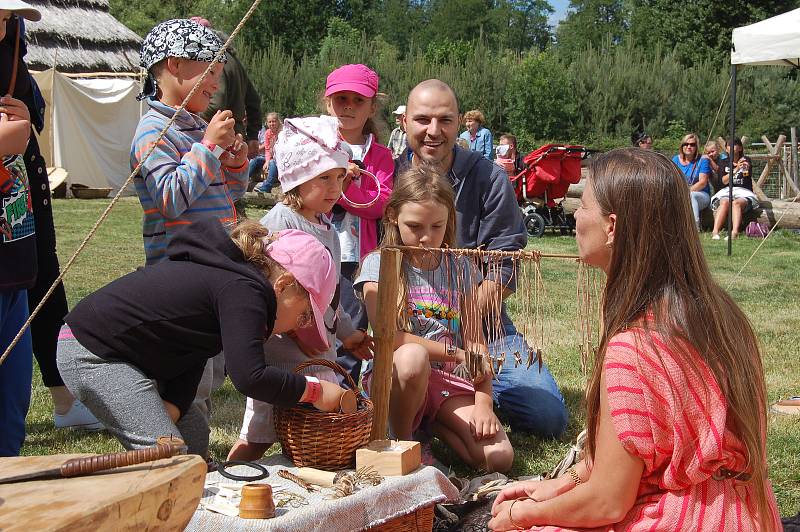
[671,133,711,230]
[459,109,493,160]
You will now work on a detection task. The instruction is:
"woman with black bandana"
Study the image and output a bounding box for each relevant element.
[0,1,101,431]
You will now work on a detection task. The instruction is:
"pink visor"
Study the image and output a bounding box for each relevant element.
[325,64,379,98]
[264,229,336,348]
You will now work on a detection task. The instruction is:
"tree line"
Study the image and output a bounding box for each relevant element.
[110,0,800,151]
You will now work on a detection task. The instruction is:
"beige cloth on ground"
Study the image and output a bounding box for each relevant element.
[186,455,459,531]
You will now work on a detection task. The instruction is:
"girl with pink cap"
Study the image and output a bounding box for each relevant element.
[324,63,395,384]
[55,217,349,459]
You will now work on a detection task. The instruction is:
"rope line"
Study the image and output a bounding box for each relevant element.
[0,0,263,367]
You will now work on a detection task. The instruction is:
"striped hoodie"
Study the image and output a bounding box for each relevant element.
[130,99,248,265]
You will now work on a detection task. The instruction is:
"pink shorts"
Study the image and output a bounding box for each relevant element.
[364,365,475,433]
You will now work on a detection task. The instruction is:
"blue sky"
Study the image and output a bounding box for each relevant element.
[549,0,570,25]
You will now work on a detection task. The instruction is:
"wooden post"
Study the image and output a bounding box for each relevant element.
[369,248,402,442]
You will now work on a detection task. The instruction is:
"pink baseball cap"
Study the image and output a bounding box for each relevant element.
[264,229,336,348]
[325,64,379,98]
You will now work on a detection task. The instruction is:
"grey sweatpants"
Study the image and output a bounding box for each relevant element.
[55,328,210,457]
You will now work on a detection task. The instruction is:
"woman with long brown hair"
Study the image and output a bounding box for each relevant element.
[489,148,780,531]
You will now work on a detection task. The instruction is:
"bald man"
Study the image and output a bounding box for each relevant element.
[395,80,567,438]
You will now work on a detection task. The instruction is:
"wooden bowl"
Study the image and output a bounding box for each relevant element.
[70,184,112,199]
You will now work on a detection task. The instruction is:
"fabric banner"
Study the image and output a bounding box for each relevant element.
[31,69,143,195]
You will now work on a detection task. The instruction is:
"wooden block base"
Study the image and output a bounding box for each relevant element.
[356,440,421,476]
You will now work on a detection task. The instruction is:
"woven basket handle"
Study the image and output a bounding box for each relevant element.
[292,358,358,391]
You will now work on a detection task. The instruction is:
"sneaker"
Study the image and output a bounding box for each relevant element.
[711,234,721,240]
[54,400,104,431]
[253,181,272,194]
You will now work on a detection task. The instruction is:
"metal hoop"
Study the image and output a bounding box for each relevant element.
[217,460,269,482]
[341,169,381,209]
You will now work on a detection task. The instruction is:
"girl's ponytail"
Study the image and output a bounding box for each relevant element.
[230,220,284,279]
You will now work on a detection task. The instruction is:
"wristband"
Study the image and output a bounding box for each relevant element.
[201,140,226,160]
[567,465,583,486]
[302,376,321,404]
[446,343,458,359]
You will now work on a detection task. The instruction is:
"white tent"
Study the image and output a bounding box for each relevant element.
[725,7,800,254]
[731,7,800,67]
[31,69,144,196]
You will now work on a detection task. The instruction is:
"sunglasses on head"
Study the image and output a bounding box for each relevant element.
[682,142,697,148]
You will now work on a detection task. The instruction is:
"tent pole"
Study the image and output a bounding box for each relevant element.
[727,62,737,257]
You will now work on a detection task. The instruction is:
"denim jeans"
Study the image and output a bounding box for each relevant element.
[248,155,265,180]
[488,324,568,438]
[264,160,279,189]
[0,290,33,456]
[690,191,710,229]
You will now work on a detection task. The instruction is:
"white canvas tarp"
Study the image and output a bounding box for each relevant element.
[31,69,143,195]
[731,8,800,67]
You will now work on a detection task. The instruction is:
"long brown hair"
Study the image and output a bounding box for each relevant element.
[373,165,457,330]
[584,148,773,528]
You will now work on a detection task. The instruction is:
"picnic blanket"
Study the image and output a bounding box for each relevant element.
[186,455,459,531]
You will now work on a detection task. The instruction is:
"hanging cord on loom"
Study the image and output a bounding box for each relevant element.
[0,0,264,367]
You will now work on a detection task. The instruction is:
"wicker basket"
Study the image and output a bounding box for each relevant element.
[70,184,112,199]
[274,359,373,470]
[367,505,434,531]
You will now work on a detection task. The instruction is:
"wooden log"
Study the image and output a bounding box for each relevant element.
[242,192,278,209]
[0,454,206,531]
[369,248,402,442]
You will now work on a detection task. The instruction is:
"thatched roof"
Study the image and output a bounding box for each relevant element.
[24,0,142,73]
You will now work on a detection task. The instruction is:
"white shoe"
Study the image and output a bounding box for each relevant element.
[54,400,104,431]
[711,234,721,240]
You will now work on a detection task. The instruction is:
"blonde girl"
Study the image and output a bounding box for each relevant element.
[355,166,513,473]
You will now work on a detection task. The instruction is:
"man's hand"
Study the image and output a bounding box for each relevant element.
[342,330,374,360]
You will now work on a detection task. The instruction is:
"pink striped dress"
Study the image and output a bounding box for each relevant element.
[529,329,781,532]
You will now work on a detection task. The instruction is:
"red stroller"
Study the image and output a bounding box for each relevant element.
[509,144,590,237]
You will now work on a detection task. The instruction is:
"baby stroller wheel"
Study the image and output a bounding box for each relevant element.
[524,212,546,238]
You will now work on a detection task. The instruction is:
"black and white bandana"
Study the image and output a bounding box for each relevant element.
[136,19,227,101]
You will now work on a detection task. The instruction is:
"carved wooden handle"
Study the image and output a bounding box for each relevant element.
[59,443,177,478]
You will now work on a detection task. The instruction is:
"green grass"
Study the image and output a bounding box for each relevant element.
[21,197,800,514]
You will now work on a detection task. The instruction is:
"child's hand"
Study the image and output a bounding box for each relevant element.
[204,109,236,149]
[314,380,347,412]
[0,96,30,122]
[222,133,248,169]
[469,403,501,441]
[162,400,180,423]
[343,162,361,192]
[342,330,374,360]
